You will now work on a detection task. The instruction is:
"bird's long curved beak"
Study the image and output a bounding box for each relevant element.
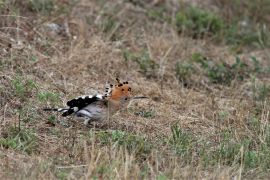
[132,96,148,99]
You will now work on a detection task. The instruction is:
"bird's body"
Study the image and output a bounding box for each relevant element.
[44,78,145,125]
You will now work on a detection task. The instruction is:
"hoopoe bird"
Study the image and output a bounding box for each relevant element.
[43,78,147,125]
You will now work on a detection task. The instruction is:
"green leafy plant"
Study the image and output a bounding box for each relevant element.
[252,81,270,102]
[175,62,194,83]
[157,174,169,180]
[11,77,37,98]
[28,0,54,14]
[192,53,253,84]
[123,49,159,78]
[175,6,224,39]
[250,56,264,74]
[147,7,171,23]
[215,0,270,49]
[225,23,270,51]
[0,126,38,154]
[169,124,194,159]
[93,130,151,158]
[215,136,242,165]
[17,105,37,123]
[47,115,56,126]
[102,15,117,34]
[55,169,69,180]
[37,91,60,103]
[199,127,270,169]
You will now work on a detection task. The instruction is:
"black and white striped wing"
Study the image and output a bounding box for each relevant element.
[62,94,104,117]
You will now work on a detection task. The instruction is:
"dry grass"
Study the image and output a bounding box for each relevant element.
[1,0,270,179]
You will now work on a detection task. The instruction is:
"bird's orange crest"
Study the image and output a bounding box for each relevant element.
[105,78,132,101]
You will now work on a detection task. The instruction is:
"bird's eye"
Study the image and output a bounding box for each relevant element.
[125,97,128,100]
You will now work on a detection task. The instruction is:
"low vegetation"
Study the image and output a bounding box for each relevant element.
[1,0,270,179]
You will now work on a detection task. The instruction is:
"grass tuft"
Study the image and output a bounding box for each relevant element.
[0,126,38,154]
[1,0,270,178]
[28,0,55,14]
[90,130,152,158]
[169,124,194,160]
[123,49,159,78]
[175,6,224,39]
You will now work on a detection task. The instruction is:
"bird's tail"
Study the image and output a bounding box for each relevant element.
[43,108,68,113]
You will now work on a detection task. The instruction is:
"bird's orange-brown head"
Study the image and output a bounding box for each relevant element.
[104,77,147,104]
[104,78,147,113]
[108,78,132,101]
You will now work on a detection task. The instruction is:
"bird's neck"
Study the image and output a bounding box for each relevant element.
[107,99,121,114]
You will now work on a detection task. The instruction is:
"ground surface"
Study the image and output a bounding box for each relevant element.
[1,0,270,179]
